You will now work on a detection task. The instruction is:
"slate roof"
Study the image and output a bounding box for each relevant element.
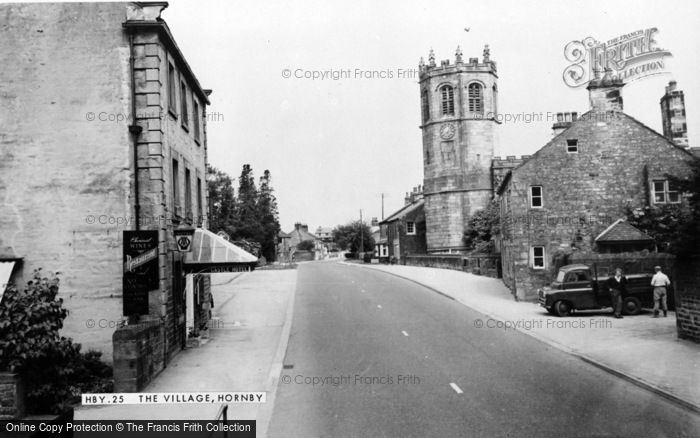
[595,219,653,243]
[380,198,425,224]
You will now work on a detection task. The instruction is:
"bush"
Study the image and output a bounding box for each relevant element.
[296,240,315,251]
[0,269,113,414]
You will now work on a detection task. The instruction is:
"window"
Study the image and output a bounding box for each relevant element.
[193,98,201,142]
[406,221,416,235]
[468,83,483,113]
[440,85,454,116]
[197,177,203,221]
[180,82,189,129]
[172,159,180,214]
[425,149,431,164]
[653,180,680,204]
[566,139,578,153]
[530,186,543,208]
[421,90,430,123]
[531,246,545,269]
[168,63,177,115]
[185,168,192,220]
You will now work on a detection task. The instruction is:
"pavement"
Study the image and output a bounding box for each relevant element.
[343,262,700,414]
[75,269,297,438]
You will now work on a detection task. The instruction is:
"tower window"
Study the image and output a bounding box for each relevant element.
[440,85,454,116]
[530,186,543,208]
[421,90,430,123]
[468,83,483,113]
[566,139,578,153]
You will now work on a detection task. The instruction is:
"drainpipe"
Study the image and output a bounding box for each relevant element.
[127,31,143,230]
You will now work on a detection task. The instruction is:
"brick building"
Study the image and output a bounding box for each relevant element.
[418,45,498,253]
[497,73,696,300]
[0,1,213,373]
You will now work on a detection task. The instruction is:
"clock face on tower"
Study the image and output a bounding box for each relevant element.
[440,123,456,140]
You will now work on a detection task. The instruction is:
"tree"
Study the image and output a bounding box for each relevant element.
[463,199,500,253]
[257,170,282,261]
[207,165,237,236]
[332,220,375,253]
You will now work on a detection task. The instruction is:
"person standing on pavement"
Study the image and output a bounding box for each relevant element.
[651,266,671,318]
[607,268,627,319]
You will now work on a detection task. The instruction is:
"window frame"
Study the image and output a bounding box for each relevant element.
[184,167,192,221]
[180,81,189,131]
[406,221,416,235]
[168,62,178,117]
[529,186,543,209]
[421,89,430,123]
[566,139,578,154]
[193,97,201,144]
[652,179,680,204]
[172,158,180,215]
[531,246,545,270]
[468,82,483,113]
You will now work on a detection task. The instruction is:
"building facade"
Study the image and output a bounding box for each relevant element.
[418,45,499,253]
[379,187,427,262]
[0,2,211,366]
[497,73,696,300]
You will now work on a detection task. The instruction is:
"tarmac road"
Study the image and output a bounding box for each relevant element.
[268,262,700,437]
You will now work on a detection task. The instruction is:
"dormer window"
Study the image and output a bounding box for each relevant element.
[468,83,483,113]
[440,85,454,116]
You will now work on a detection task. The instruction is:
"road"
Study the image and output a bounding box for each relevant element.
[268,262,700,437]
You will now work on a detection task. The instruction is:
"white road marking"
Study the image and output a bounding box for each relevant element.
[401,331,409,337]
[377,305,382,309]
[450,383,464,394]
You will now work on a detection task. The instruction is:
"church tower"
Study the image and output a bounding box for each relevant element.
[418,45,499,253]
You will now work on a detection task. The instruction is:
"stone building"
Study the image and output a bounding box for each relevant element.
[418,45,498,253]
[379,187,427,262]
[0,1,213,375]
[497,73,696,300]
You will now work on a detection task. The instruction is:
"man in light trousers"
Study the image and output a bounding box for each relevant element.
[651,266,670,318]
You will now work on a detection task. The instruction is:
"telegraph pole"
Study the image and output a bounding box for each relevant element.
[359,209,364,255]
[381,193,385,220]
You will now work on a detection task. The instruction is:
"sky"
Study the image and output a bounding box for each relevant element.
[159,0,700,233]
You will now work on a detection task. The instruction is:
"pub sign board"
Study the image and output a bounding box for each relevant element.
[122,230,159,315]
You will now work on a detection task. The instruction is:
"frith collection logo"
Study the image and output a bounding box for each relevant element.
[563,28,672,88]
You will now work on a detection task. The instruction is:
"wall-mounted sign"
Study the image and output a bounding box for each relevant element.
[123,230,159,315]
[174,228,195,252]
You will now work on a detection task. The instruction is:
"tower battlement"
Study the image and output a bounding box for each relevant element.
[419,45,497,79]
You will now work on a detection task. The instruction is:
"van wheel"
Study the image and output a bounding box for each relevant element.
[553,301,571,317]
[623,297,642,316]
[546,307,556,315]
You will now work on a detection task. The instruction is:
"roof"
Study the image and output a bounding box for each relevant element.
[286,228,318,242]
[183,228,258,272]
[380,198,425,224]
[278,231,291,238]
[595,219,653,243]
[496,110,696,194]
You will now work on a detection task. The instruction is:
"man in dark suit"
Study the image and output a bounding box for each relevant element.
[607,268,627,319]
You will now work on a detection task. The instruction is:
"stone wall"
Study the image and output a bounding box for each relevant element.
[0,2,134,361]
[0,373,25,420]
[113,320,165,392]
[403,254,500,278]
[673,258,700,343]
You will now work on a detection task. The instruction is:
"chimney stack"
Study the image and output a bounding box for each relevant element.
[587,68,624,113]
[552,112,578,136]
[660,80,689,148]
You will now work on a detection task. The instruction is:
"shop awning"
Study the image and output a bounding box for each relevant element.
[0,260,18,303]
[183,229,258,274]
